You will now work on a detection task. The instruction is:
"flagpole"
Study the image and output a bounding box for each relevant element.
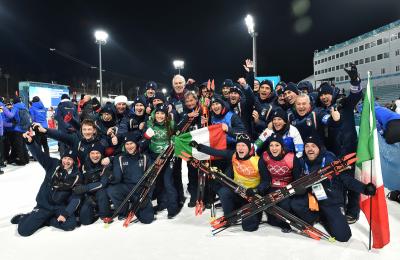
[367,71,372,251]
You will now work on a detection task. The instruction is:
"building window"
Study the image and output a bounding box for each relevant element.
[354,47,358,52]
[381,68,386,74]
[340,64,344,69]
[315,61,317,65]
[396,49,400,56]
[324,69,328,73]
[328,56,331,61]
[340,76,344,81]
[384,52,390,58]
[345,62,349,67]
[365,57,370,63]
[332,67,335,71]
[354,60,359,65]
[336,53,339,58]
[325,58,327,62]
[396,65,400,72]
[332,55,335,60]
[359,59,364,65]
[336,77,340,82]
[377,54,383,60]
[371,41,376,47]
[359,45,364,51]
[315,71,318,75]
[377,38,383,45]
[328,67,331,72]
[340,52,344,57]
[371,56,376,62]
[336,65,339,70]
[345,75,349,80]
[349,49,353,54]
[391,34,398,41]
[345,50,348,55]
[383,37,389,43]
[365,43,370,49]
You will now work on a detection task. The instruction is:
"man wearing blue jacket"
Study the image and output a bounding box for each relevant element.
[10,130,81,236]
[29,96,49,156]
[0,96,30,165]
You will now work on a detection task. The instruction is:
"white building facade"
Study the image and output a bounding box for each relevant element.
[313,20,400,102]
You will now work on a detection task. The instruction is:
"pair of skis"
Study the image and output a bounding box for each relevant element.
[208,153,357,236]
[181,153,336,241]
[104,108,199,227]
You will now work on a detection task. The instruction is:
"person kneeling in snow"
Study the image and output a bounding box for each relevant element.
[190,134,268,232]
[290,135,376,242]
[10,130,81,236]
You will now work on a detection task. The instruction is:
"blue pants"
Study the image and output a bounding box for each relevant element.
[17,207,77,237]
[290,195,352,242]
[107,183,154,224]
[218,186,261,232]
[79,189,111,225]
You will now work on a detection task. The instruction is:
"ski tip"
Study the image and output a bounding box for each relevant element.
[104,223,110,229]
[328,237,336,243]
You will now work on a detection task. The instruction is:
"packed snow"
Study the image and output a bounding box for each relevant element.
[0,149,399,260]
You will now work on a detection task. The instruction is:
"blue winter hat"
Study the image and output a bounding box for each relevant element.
[318,82,334,97]
[12,96,21,104]
[88,142,105,155]
[260,80,273,89]
[124,131,142,144]
[284,82,299,95]
[230,84,243,95]
[146,81,158,90]
[133,96,147,106]
[61,149,78,164]
[221,79,234,88]
[154,103,168,114]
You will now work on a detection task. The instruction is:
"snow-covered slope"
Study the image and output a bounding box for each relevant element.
[0,159,399,260]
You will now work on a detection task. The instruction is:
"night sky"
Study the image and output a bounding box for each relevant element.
[1,0,400,95]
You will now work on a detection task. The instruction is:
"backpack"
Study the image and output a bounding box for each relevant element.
[18,108,32,131]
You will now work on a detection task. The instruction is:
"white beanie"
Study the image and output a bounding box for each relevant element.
[114,95,128,105]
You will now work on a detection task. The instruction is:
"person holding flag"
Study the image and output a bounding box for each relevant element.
[355,71,390,249]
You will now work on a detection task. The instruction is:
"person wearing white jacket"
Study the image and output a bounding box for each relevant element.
[254,108,304,158]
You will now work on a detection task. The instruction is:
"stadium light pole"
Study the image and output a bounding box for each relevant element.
[173,60,184,75]
[245,14,257,77]
[94,30,108,104]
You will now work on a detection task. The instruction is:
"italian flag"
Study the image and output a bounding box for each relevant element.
[355,71,390,249]
[173,124,227,160]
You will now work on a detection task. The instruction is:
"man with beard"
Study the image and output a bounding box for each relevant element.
[220,79,234,102]
[289,94,340,142]
[11,131,81,236]
[290,135,376,242]
[315,64,364,224]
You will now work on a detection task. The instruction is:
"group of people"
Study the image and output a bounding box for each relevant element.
[1,60,398,242]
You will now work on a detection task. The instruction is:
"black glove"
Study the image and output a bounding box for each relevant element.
[344,63,361,85]
[364,183,376,196]
[387,190,400,202]
[245,188,258,198]
[73,185,88,195]
[189,141,199,149]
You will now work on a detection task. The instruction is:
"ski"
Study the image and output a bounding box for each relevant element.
[103,108,199,227]
[209,153,357,234]
[181,155,335,241]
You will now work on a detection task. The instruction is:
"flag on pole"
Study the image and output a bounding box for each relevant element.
[173,124,227,160]
[355,71,390,249]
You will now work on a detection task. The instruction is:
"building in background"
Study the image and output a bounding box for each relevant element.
[313,20,400,104]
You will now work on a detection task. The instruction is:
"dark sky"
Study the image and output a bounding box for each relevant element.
[1,0,400,92]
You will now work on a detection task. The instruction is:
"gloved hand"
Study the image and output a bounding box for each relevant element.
[73,185,88,195]
[245,188,258,198]
[364,182,376,196]
[189,141,199,149]
[344,63,361,85]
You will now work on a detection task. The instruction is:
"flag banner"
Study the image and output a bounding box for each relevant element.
[355,72,390,249]
[174,124,227,160]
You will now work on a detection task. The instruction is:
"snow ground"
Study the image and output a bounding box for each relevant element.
[0,152,399,260]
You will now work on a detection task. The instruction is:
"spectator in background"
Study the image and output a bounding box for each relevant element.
[395,96,400,114]
[29,96,49,156]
